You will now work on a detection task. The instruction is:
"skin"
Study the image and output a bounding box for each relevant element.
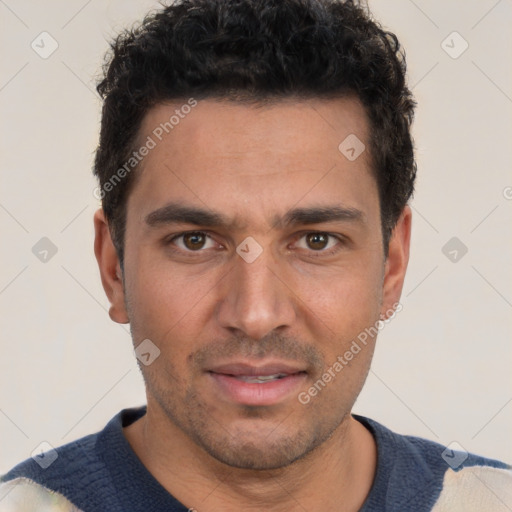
[94,97,411,511]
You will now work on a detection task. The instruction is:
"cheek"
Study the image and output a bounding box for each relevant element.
[295,259,384,340]
[124,255,220,349]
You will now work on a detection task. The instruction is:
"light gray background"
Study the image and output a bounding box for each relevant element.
[1,0,511,473]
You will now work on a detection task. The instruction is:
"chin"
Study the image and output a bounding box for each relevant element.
[190,420,330,471]
[201,438,311,470]
[147,375,347,471]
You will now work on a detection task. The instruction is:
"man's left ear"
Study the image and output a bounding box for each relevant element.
[381,206,411,318]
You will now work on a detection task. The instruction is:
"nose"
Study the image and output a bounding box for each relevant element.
[216,247,297,341]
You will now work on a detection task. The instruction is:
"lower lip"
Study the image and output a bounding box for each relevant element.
[209,372,307,406]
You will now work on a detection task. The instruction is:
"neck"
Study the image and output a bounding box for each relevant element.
[124,406,377,512]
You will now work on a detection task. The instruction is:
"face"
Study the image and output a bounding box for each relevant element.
[95,97,410,470]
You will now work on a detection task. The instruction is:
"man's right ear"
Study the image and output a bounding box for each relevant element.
[93,209,129,324]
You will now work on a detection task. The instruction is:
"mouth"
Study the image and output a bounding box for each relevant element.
[207,362,308,406]
[229,373,290,384]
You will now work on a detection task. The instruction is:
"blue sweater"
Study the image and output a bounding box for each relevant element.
[1,407,511,511]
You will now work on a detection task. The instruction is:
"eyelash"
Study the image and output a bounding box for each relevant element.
[165,231,346,258]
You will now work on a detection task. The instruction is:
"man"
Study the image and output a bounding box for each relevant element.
[1,0,511,510]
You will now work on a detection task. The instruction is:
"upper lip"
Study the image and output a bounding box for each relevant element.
[208,362,307,377]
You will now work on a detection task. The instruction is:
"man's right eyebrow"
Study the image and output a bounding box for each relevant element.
[145,203,231,228]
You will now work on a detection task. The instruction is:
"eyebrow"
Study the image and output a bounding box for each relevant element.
[276,205,364,229]
[145,202,365,230]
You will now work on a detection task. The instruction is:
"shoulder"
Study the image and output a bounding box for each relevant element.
[0,477,83,512]
[431,464,512,511]
[405,435,512,511]
[0,432,102,512]
[0,408,145,512]
[1,429,102,486]
[354,414,512,511]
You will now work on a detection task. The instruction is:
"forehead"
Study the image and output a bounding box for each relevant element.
[127,97,378,229]
[138,96,370,161]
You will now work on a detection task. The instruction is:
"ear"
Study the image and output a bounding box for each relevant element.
[94,208,129,324]
[380,205,411,318]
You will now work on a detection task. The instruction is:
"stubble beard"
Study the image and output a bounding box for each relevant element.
[140,363,353,471]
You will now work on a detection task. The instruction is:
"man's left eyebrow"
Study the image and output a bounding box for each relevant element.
[273,205,365,229]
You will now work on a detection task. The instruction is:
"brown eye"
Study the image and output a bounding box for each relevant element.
[167,231,219,254]
[306,233,329,250]
[182,232,207,250]
[294,232,343,257]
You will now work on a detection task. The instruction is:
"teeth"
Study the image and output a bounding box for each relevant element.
[236,373,288,383]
